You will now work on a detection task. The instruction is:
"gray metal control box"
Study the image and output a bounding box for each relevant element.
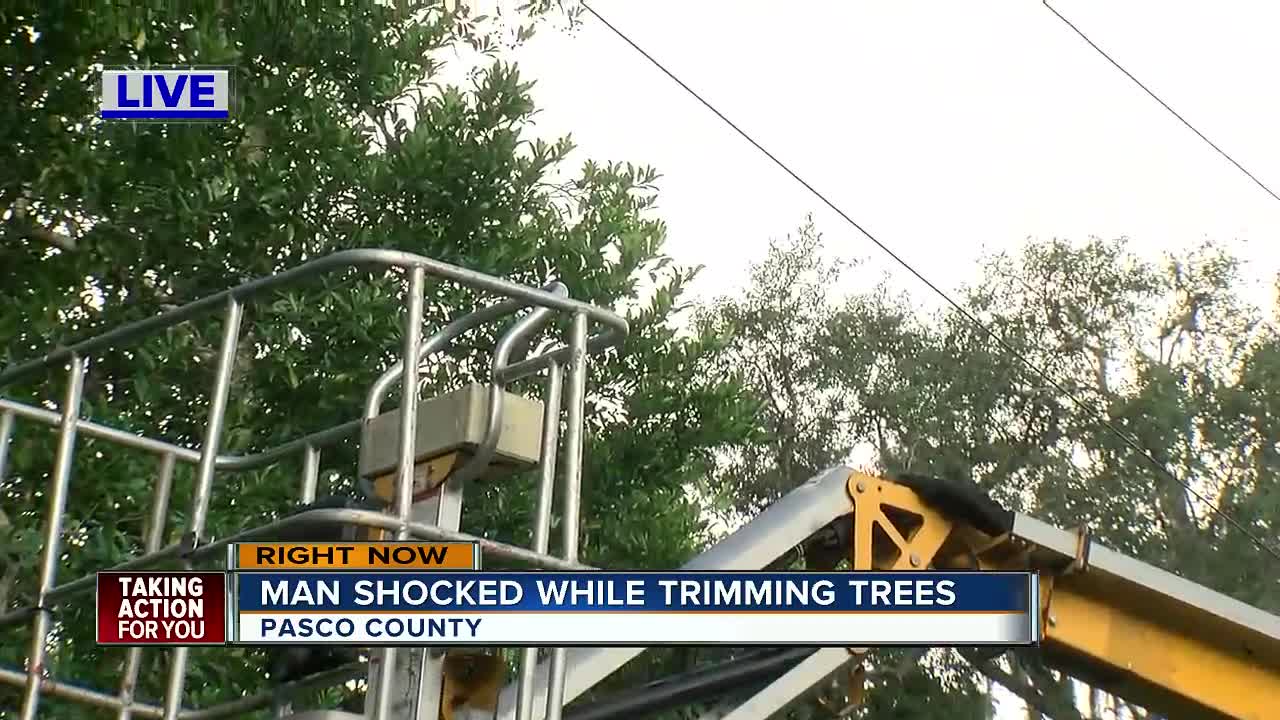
[358,383,544,480]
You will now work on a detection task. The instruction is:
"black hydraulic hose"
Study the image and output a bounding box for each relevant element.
[563,647,816,720]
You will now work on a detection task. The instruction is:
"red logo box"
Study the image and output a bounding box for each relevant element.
[97,571,227,645]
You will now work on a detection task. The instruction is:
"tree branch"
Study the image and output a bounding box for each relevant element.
[815,649,929,718]
[0,561,17,613]
[20,221,77,251]
[368,109,401,153]
[0,508,17,612]
[958,650,1083,720]
[8,196,77,251]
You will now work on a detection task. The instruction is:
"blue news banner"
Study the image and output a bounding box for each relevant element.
[229,571,1037,646]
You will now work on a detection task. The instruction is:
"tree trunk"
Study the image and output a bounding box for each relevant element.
[1015,661,1042,720]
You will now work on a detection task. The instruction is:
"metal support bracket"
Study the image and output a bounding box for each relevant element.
[846,472,955,572]
[1070,524,1091,573]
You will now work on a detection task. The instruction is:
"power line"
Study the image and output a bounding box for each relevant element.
[576,1,1280,562]
[1044,0,1280,204]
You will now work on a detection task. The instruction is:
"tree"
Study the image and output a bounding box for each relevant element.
[0,2,756,716]
[951,236,1279,610]
[697,217,853,518]
[695,225,1277,718]
[919,236,1280,715]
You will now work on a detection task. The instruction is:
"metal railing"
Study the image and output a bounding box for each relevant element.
[0,249,627,720]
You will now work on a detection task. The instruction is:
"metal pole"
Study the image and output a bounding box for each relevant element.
[715,648,857,720]
[410,474,465,720]
[493,467,857,720]
[516,361,563,720]
[119,452,176,720]
[162,299,243,720]
[531,361,564,556]
[300,444,320,504]
[1,664,166,718]
[145,454,177,553]
[19,355,87,720]
[563,648,814,720]
[545,314,589,720]
[372,266,425,720]
[0,409,15,481]
[0,250,628,390]
[395,267,425,541]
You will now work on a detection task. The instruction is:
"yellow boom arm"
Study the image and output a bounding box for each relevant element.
[844,472,1280,720]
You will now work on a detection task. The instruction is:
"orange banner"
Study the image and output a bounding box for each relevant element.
[234,542,477,570]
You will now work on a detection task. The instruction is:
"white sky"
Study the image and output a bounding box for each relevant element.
[474,3,1280,717]
[500,0,1280,318]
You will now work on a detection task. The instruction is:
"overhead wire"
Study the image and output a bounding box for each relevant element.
[575,1,1280,562]
[1043,0,1280,205]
